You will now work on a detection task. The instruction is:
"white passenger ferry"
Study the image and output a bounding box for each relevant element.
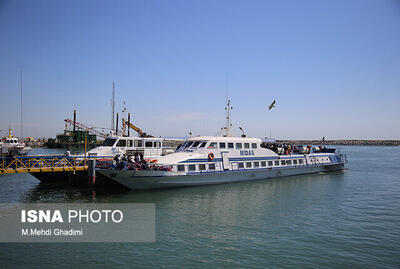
[98,101,346,190]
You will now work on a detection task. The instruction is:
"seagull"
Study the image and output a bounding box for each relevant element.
[268,100,276,110]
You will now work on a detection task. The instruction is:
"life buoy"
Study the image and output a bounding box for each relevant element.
[208,152,214,160]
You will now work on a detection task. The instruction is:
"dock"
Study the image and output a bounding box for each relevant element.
[0,155,90,174]
[0,155,124,188]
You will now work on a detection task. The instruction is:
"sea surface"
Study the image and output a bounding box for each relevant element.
[0,146,399,268]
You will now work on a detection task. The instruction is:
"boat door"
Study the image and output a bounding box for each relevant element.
[221,152,230,170]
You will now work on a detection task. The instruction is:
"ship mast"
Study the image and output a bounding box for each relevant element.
[111,82,115,133]
[20,70,23,138]
[122,101,127,136]
[224,99,233,137]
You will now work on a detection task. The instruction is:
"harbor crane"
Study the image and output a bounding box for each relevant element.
[124,121,153,138]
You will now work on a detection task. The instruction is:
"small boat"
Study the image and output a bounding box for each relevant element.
[0,129,32,156]
[98,100,347,190]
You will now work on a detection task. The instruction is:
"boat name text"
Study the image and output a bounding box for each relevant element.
[239,150,255,156]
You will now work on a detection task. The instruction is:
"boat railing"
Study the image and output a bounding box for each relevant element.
[340,154,348,163]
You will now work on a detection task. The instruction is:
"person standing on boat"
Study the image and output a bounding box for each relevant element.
[134,152,141,163]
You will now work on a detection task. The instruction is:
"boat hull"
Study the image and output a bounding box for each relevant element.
[98,163,345,190]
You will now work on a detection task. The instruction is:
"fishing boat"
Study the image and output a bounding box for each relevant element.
[98,100,347,190]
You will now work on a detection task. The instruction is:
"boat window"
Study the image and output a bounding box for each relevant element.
[117,139,127,147]
[268,161,273,166]
[209,163,216,170]
[228,143,234,149]
[134,140,143,147]
[281,160,286,165]
[177,165,185,171]
[145,141,153,147]
[238,163,244,169]
[275,161,280,166]
[293,160,298,165]
[179,142,188,150]
[177,144,184,151]
[192,141,200,147]
[185,142,194,148]
[199,164,206,171]
[219,142,226,149]
[208,142,217,149]
[199,142,207,148]
[299,159,304,164]
[254,162,260,168]
[156,142,161,148]
[261,161,266,167]
[246,162,252,168]
[127,140,133,147]
[188,164,196,171]
[103,139,117,146]
[244,143,250,149]
[251,143,257,149]
[286,160,292,165]
[236,143,242,149]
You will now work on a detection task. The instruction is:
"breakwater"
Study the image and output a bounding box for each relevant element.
[277,140,400,146]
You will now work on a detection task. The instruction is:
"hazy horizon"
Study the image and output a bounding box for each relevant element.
[1,0,399,140]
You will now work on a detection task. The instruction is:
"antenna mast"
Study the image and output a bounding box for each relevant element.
[20,70,23,138]
[122,101,127,136]
[224,99,233,137]
[111,82,115,133]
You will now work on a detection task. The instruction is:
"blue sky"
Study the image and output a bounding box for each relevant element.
[0,0,399,139]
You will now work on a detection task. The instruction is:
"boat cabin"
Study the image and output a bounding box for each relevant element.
[154,135,340,174]
[87,136,164,158]
[3,137,20,144]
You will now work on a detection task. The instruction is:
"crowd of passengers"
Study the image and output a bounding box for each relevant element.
[96,153,171,171]
[262,143,330,155]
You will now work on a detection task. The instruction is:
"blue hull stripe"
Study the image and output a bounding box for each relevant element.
[178,154,334,163]
[186,162,344,175]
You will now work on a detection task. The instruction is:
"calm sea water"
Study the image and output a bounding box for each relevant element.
[0,146,399,268]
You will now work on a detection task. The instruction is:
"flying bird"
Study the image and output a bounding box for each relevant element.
[268,100,276,110]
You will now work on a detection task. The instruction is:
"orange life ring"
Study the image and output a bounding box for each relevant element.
[208,152,214,160]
